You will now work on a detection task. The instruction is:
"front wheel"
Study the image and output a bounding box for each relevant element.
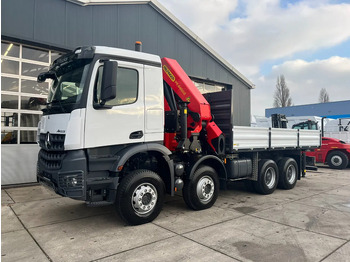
[326,151,349,169]
[253,159,279,195]
[183,165,219,210]
[115,169,165,225]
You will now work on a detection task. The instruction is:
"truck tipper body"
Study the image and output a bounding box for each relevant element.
[36,46,321,225]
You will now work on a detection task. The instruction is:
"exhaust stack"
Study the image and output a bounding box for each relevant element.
[135,41,142,52]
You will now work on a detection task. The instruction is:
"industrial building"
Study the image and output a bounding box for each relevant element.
[1,0,254,185]
[265,100,350,119]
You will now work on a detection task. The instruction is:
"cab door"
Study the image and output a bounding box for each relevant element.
[84,60,144,148]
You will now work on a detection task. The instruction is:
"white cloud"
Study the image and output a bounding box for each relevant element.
[159,0,350,75]
[251,56,350,115]
[158,0,238,33]
[215,1,350,75]
[158,0,350,116]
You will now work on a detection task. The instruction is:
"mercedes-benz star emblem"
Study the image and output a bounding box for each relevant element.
[45,132,52,149]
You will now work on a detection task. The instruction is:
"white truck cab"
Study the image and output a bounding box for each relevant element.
[37,47,174,221]
[38,46,164,150]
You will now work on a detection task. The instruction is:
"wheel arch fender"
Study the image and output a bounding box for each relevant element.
[110,143,174,195]
[188,155,227,181]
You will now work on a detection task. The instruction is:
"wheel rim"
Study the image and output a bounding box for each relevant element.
[331,155,342,166]
[196,176,215,204]
[131,183,157,216]
[264,167,276,189]
[286,164,296,184]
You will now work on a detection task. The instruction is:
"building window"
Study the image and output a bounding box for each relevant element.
[1,41,63,144]
[1,42,19,58]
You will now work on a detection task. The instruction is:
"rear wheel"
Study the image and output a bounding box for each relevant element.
[253,159,278,195]
[278,158,298,190]
[327,151,349,169]
[183,165,219,210]
[115,169,165,225]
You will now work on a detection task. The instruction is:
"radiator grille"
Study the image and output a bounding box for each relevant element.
[39,133,65,151]
[39,150,66,170]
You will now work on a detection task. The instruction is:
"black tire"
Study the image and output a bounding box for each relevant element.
[278,158,298,190]
[115,169,165,225]
[253,159,279,195]
[326,151,349,169]
[183,165,219,210]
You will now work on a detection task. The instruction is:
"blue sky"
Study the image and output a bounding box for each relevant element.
[158,0,350,115]
[260,38,350,75]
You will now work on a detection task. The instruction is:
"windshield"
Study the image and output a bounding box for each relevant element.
[292,122,318,130]
[45,62,90,114]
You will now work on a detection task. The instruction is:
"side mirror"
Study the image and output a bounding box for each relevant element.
[37,72,47,83]
[37,71,57,83]
[100,61,118,105]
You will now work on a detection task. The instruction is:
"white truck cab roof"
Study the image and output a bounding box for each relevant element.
[94,46,161,65]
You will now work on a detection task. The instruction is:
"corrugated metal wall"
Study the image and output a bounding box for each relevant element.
[2,0,251,125]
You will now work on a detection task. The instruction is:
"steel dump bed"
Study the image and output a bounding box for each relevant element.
[231,126,320,151]
[204,90,321,153]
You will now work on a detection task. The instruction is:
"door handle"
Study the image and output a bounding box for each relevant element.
[129,130,143,139]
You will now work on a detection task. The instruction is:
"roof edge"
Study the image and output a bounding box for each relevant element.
[67,0,150,5]
[150,0,255,89]
[266,99,350,111]
[67,0,255,89]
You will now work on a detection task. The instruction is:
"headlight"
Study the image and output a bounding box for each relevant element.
[64,175,80,187]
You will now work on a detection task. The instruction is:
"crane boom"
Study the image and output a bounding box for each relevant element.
[161,57,225,155]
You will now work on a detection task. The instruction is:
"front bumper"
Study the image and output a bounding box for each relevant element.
[37,149,87,200]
